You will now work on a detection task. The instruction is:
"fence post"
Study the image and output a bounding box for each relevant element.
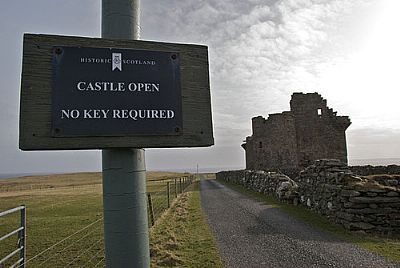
[179,178,182,193]
[174,179,177,198]
[167,182,170,208]
[147,193,155,226]
[20,206,26,268]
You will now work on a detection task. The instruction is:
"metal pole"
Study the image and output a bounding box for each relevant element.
[102,0,140,39]
[101,1,150,267]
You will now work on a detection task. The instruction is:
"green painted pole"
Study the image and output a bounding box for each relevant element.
[102,0,140,39]
[101,0,150,267]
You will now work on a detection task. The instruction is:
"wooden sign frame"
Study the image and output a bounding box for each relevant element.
[19,34,213,150]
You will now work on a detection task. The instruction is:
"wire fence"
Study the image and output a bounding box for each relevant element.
[0,174,195,268]
[147,175,195,226]
[0,183,102,193]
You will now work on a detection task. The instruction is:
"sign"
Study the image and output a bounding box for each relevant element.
[52,46,182,137]
[19,34,213,150]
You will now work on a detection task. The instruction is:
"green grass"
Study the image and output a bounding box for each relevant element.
[218,179,400,264]
[0,172,188,267]
[149,181,223,267]
[0,185,104,267]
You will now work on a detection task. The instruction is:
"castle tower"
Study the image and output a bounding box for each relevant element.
[290,93,351,167]
[242,92,351,171]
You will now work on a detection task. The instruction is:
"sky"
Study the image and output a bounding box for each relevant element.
[0,0,399,174]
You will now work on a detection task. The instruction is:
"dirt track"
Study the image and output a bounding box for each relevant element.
[200,179,399,268]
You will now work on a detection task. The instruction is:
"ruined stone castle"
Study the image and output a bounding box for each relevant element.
[242,93,351,171]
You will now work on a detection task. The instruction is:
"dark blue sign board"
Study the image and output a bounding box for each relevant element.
[20,34,213,150]
[52,46,182,137]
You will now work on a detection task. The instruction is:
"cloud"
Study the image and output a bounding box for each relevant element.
[0,0,397,174]
[144,0,372,133]
[143,0,399,168]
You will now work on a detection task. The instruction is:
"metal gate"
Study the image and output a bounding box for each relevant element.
[0,206,26,268]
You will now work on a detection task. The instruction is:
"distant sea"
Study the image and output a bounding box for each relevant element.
[150,166,245,174]
[0,172,55,180]
[0,166,243,180]
[1,159,399,180]
[348,158,400,166]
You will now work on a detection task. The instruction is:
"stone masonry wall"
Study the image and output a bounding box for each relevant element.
[290,93,351,167]
[217,160,400,234]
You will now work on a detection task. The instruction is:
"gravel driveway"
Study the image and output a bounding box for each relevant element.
[200,179,399,268]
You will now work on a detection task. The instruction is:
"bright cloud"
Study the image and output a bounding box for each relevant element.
[143,0,399,162]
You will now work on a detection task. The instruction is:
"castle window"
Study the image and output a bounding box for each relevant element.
[317,108,322,116]
[259,141,263,148]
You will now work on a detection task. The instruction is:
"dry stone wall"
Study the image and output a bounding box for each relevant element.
[217,159,400,234]
[216,170,299,203]
[298,160,400,234]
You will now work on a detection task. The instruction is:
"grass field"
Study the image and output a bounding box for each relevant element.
[218,178,400,264]
[0,172,188,267]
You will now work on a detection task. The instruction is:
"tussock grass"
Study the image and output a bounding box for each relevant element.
[149,181,223,267]
[218,179,400,264]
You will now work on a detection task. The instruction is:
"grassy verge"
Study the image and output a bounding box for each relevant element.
[149,181,223,267]
[218,179,400,263]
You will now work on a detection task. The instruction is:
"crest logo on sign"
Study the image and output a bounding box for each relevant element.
[112,53,122,71]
